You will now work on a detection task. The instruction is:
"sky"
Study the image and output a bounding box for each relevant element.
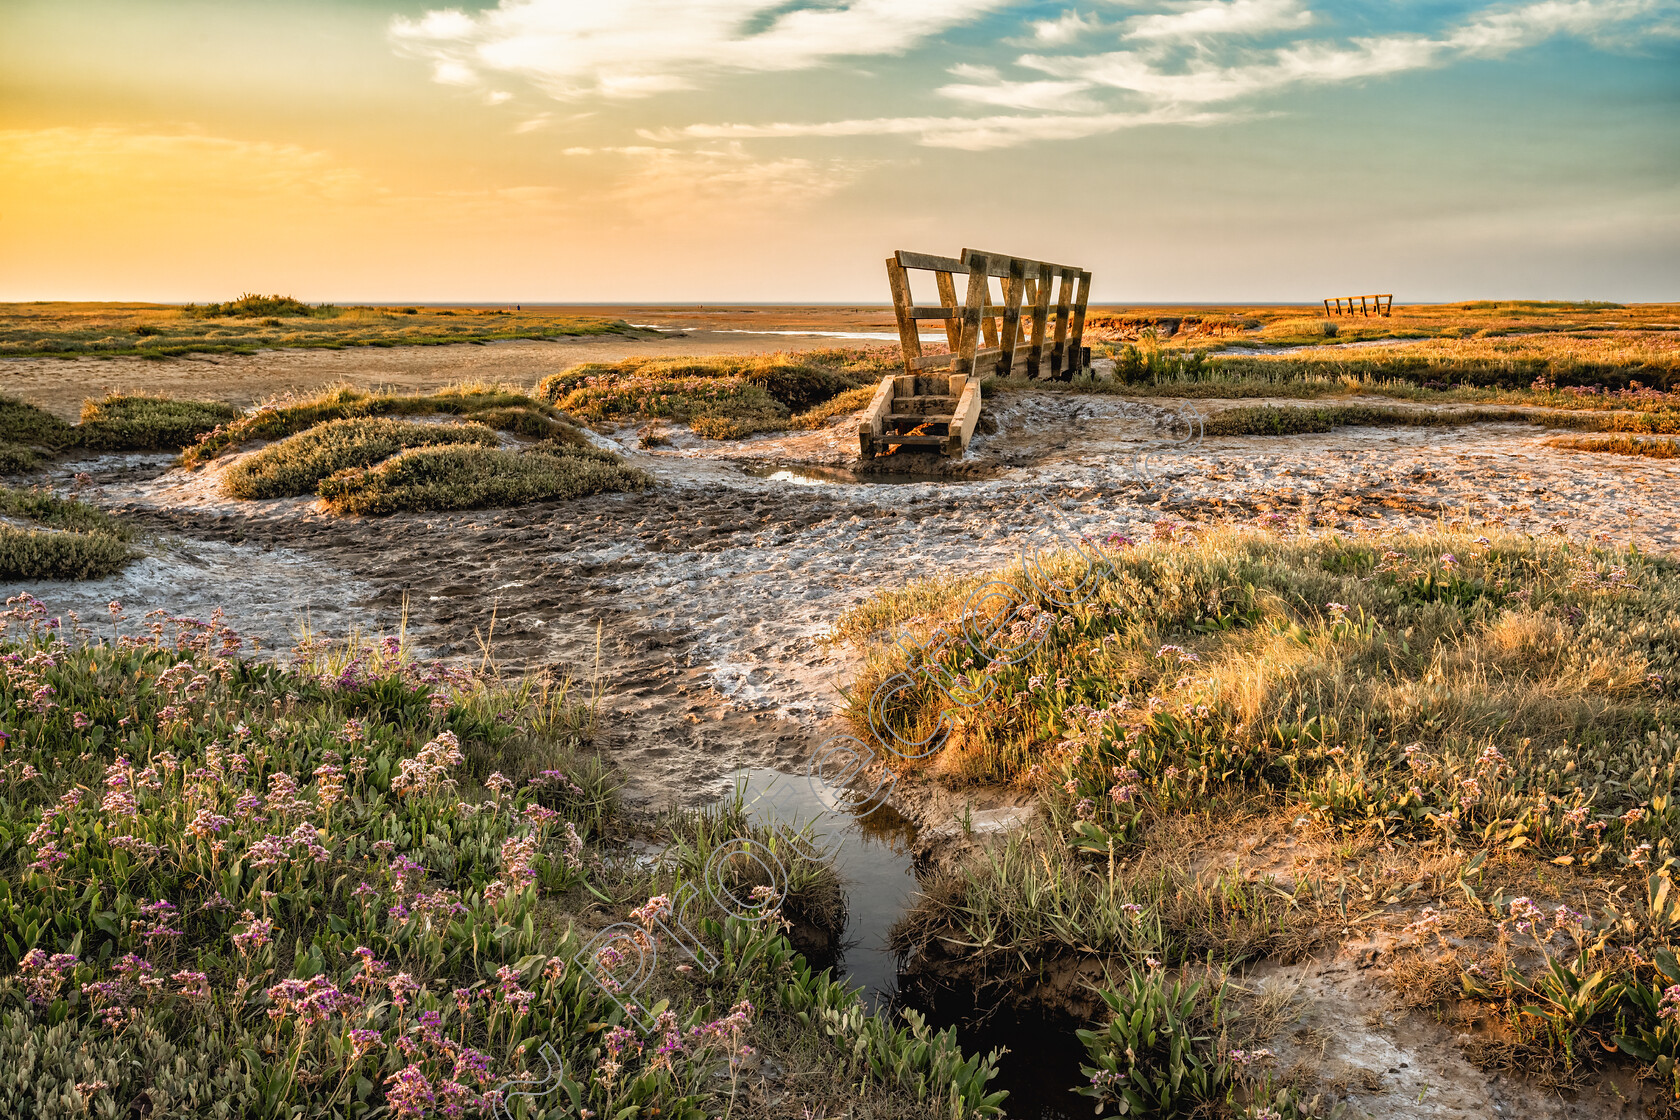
[2,0,1677,303]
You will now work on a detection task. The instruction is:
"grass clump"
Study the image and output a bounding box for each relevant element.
[76,394,240,451]
[536,349,897,439]
[181,292,332,319]
[0,396,74,459]
[183,383,572,467]
[317,443,650,516]
[1548,435,1680,459]
[0,486,134,580]
[221,417,501,500]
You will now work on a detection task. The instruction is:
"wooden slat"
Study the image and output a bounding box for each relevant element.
[1049,266,1074,378]
[951,375,982,455]
[934,271,961,350]
[877,434,948,446]
[896,250,967,273]
[995,258,1026,380]
[856,375,895,458]
[1026,263,1052,379]
[884,258,921,375]
[1067,270,1091,375]
[910,305,1020,319]
[960,248,1079,282]
[957,255,990,381]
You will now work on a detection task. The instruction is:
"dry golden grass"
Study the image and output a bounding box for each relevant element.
[0,301,635,358]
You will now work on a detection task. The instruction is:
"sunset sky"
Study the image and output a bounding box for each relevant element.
[3,0,1676,302]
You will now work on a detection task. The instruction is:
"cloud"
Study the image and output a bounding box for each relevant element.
[644,105,1229,150]
[936,75,1102,112]
[1023,0,1676,107]
[390,0,1010,100]
[1023,9,1109,45]
[1124,0,1313,41]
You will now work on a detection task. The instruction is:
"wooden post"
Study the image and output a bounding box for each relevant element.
[885,258,921,374]
[935,271,961,351]
[1323,298,1332,317]
[958,253,990,380]
[980,274,998,349]
[1067,270,1091,374]
[997,258,1026,379]
[1026,263,1052,379]
[1050,267,1073,378]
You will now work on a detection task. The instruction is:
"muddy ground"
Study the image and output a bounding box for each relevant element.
[5,340,1677,1117]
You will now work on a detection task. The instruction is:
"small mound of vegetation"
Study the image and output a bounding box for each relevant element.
[0,486,133,580]
[181,293,336,319]
[1263,317,1338,340]
[184,384,571,468]
[1549,435,1680,459]
[536,350,897,439]
[317,442,651,516]
[0,486,134,580]
[77,394,240,451]
[221,417,502,500]
[0,396,74,456]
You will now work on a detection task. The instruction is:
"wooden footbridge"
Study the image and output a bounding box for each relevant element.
[1324,294,1393,317]
[860,248,1092,459]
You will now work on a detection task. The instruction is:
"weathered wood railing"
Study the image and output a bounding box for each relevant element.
[1323,294,1393,317]
[886,248,1092,381]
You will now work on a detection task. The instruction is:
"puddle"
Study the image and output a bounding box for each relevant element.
[734,767,920,1006]
[736,463,964,486]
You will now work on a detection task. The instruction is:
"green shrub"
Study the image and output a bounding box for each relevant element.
[317,443,650,515]
[183,384,572,467]
[1264,317,1338,339]
[180,293,331,319]
[76,395,240,452]
[535,350,895,438]
[221,417,501,500]
[0,444,40,476]
[0,487,132,540]
[0,526,132,580]
[0,397,73,451]
[1076,966,1232,1116]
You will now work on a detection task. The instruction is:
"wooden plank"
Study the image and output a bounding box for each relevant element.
[885,258,922,374]
[856,375,895,458]
[1049,266,1073,378]
[950,374,982,456]
[935,271,961,350]
[896,250,967,273]
[1066,269,1091,375]
[877,434,948,446]
[960,248,1079,282]
[909,305,1016,319]
[980,272,998,349]
[995,258,1026,380]
[957,254,990,381]
[909,352,959,371]
[1026,262,1052,379]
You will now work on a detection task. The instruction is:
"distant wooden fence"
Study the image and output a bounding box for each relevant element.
[886,248,1092,381]
[1324,294,1393,317]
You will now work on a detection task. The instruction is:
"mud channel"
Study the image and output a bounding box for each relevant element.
[6,343,1680,1117]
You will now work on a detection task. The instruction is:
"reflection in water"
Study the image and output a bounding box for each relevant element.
[733,767,919,1006]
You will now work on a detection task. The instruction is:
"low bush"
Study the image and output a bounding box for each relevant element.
[0,525,132,580]
[0,487,132,540]
[0,396,73,451]
[536,350,896,439]
[1548,435,1680,459]
[0,444,40,475]
[221,417,501,500]
[317,443,651,515]
[1264,318,1338,340]
[181,293,332,319]
[76,394,240,452]
[184,384,572,467]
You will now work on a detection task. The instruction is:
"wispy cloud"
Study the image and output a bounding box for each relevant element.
[643,105,1229,150]
[1123,0,1313,42]
[390,0,1009,100]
